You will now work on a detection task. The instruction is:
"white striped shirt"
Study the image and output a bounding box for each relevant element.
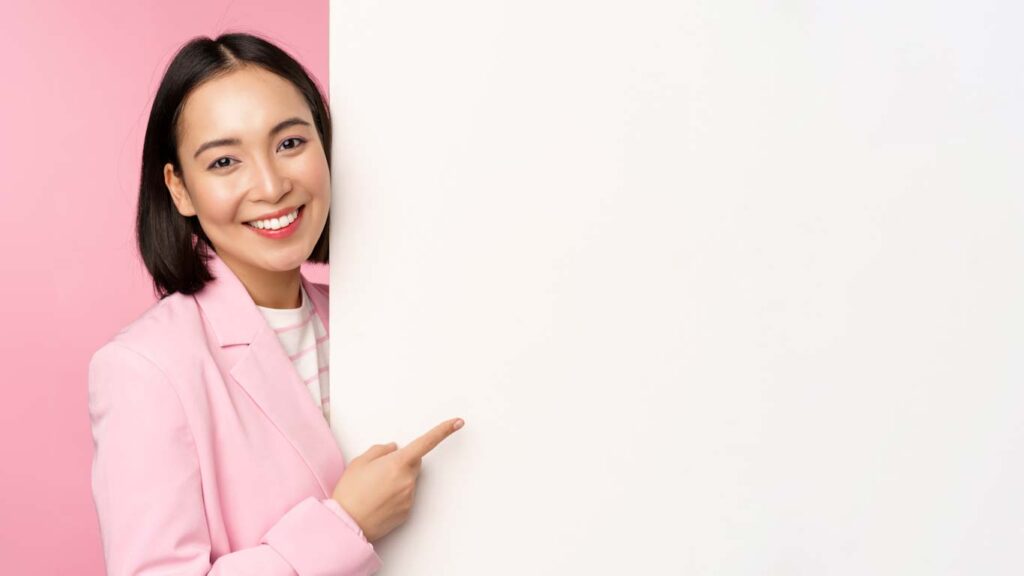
[255,285,330,428]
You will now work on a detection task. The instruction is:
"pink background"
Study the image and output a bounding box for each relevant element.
[0,1,328,571]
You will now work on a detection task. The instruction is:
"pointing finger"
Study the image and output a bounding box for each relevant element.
[399,418,464,462]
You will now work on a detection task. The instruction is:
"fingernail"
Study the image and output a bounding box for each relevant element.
[453,419,464,431]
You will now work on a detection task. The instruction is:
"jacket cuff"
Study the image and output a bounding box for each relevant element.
[260,496,382,575]
[321,497,369,540]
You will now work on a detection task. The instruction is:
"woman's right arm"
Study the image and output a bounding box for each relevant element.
[87,342,381,576]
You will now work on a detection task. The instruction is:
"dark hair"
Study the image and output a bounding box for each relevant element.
[137,32,331,298]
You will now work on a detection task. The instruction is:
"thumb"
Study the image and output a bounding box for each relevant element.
[356,442,399,463]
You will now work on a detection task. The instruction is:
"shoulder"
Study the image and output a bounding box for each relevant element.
[89,292,208,382]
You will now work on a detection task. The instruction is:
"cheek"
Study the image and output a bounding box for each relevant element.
[192,181,246,225]
[297,149,331,198]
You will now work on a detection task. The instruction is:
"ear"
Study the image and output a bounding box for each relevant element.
[164,163,197,217]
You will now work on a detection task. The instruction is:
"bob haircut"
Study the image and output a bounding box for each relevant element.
[137,32,331,298]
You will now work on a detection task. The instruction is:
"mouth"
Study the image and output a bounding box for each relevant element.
[244,204,305,238]
[244,201,303,228]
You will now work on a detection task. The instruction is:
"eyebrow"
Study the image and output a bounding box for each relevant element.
[192,117,312,160]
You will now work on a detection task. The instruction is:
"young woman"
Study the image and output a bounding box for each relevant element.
[87,32,464,576]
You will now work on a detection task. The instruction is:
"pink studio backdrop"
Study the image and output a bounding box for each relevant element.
[0,1,328,571]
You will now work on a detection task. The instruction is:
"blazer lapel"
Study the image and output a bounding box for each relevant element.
[194,251,343,498]
[300,275,329,337]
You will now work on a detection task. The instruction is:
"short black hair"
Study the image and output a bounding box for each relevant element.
[137,32,331,298]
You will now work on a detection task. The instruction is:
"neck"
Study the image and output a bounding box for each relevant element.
[216,251,303,309]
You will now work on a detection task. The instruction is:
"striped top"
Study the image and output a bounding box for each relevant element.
[255,285,331,428]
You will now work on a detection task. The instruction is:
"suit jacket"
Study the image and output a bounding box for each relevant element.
[88,251,382,575]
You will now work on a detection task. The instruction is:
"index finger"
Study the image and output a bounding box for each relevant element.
[399,418,464,462]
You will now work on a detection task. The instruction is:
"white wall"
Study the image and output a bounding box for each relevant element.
[329,1,1023,573]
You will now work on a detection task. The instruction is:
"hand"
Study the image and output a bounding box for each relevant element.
[331,417,465,542]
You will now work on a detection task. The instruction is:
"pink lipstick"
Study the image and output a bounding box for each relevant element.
[245,205,305,239]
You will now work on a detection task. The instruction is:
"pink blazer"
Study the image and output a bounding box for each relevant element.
[88,252,382,575]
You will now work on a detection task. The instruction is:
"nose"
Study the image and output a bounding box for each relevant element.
[250,154,292,203]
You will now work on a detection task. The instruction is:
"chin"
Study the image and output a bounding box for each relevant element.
[257,249,312,273]
[267,258,308,272]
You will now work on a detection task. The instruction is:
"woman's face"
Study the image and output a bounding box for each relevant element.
[164,65,330,278]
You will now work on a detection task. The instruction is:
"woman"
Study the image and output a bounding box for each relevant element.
[87,32,464,575]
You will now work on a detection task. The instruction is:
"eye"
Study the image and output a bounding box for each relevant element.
[279,137,306,151]
[209,157,236,170]
[206,138,306,171]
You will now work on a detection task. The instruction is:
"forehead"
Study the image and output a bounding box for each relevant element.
[177,66,311,144]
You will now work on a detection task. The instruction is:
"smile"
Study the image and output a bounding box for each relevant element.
[247,206,300,230]
[245,205,305,239]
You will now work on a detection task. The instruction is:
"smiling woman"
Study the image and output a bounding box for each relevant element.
[133,34,335,304]
[154,58,332,309]
[88,32,464,576]
[161,65,331,308]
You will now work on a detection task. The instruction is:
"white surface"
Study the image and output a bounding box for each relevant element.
[328,1,1023,573]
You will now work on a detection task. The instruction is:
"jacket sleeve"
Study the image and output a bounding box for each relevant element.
[88,342,382,576]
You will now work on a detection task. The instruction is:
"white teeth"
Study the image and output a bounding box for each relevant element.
[249,208,299,230]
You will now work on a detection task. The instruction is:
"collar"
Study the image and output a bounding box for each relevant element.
[193,250,327,347]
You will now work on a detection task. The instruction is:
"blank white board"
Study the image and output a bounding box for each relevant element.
[328,1,1023,573]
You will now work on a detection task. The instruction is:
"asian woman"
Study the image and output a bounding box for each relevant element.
[87,32,464,576]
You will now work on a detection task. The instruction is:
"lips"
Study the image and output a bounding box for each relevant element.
[245,204,305,239]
